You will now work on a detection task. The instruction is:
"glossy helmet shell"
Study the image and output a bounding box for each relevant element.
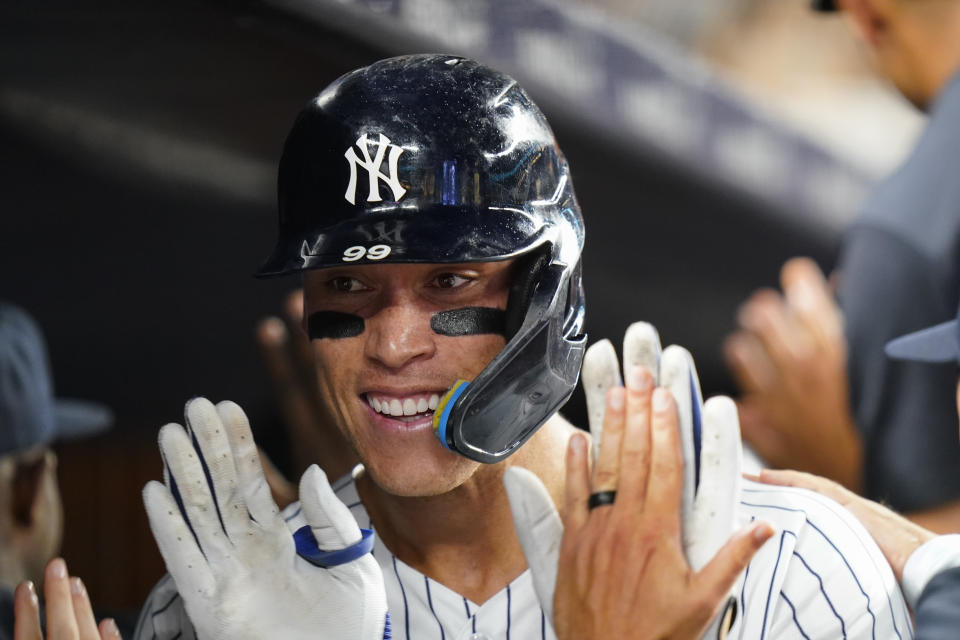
[258,54,586,463]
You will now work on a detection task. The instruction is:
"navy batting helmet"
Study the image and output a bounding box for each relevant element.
[258,54,586,464]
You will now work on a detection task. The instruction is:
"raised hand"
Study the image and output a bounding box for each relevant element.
[724,258,863,491]
[551,382,771,639]
[142,398,387,640]
[257,290,358,482]
[14,558,121,640]
[506,322,773,638]
[585,323,744,573]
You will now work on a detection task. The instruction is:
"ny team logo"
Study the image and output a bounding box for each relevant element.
[344,133,407,205]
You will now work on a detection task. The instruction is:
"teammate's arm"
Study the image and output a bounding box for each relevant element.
[757,469,936,583]
[757,468,960,638]
[724,257,863,491]
[742,470,914,638]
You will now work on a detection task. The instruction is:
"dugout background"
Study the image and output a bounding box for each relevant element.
[0,0,875,617]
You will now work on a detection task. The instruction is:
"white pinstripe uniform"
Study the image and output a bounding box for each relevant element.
[134,470,913,640]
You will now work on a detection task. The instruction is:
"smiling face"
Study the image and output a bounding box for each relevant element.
[302,261,514,497]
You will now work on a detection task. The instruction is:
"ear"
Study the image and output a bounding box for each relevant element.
[10,453,51,529]
[839,0,891,47]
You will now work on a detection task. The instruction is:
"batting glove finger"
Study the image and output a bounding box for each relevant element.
[622,322,661,385]
[215,400,281,528]
[503,466,562,625]
[690,397,743,570]
[159,423,234,561]
[299,464,363,550]
[142,480,216,599]
[184,398,246,541]
[581,338,621,463]
[660,345,701,533]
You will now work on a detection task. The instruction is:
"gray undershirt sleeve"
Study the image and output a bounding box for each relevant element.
[840,227,960,511]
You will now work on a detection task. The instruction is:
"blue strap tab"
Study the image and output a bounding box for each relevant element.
[433,380,470,450]
[294,526,375,568]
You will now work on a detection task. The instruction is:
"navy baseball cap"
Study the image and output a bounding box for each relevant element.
[885,311,960,364]
[0,303,112,456]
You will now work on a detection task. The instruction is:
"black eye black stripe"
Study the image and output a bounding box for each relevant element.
[430,307,506,337]
[307,311,365,339]
[307,307,506,340]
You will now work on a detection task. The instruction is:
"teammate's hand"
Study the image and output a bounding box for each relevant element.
[581,323,753,638]
[755,468,936,581]
[506,322,774,638]
[257,290,357,482]
[724,257,864,491]
[14,558,121,640]
[509,379,772,639]
[585,324,745,574]
[142,398,388,640]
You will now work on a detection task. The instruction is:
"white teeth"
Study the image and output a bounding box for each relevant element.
[367,393,442,417]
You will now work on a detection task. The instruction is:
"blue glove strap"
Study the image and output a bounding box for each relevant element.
[294,526,375,568]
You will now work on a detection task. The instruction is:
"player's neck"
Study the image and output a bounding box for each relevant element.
[357,414,580,603]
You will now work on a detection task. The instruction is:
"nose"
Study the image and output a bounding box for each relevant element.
[364,299,436,370]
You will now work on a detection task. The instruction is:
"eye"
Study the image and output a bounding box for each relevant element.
[328,276,370,293]
[432,273,473,289]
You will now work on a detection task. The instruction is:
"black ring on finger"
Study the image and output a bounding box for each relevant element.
[588,490,617,510]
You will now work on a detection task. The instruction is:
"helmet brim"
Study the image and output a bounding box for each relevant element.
[255,205,548,277]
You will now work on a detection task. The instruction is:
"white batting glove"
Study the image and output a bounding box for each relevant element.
[143,398,388,640]
[505,322,743,637]
[618,323,743,573]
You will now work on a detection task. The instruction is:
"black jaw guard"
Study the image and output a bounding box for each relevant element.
[434,247,586,464]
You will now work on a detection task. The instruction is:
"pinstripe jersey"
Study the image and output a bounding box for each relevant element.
[133,475,913,640]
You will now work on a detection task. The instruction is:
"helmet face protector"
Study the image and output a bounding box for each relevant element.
[259,54,586,464]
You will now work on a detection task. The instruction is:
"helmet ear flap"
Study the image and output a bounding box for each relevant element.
[504,249,550,339]
[442,246,587,463]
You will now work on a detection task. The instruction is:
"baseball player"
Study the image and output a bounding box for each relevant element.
[132,55,911,639]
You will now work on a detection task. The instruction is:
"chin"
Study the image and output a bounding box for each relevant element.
[360,443,482,498]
